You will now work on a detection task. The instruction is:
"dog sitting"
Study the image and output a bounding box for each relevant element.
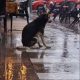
[22,13,50,48]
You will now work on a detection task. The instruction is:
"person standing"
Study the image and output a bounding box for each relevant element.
[24,0,29,24]
[15,0,29,24]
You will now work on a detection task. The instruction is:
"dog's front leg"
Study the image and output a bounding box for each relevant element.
[38,41,43,48]
[36,34,43,48]
[39,33,50,48]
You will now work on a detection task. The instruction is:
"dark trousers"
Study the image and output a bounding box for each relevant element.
[24,8,29,24]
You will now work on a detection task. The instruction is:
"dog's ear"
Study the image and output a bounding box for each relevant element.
[46,8,51,14]
[46,10,51,18]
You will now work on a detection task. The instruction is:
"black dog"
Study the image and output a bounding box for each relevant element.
[22,13,50,48]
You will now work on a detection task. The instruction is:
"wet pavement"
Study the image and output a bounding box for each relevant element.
[0,14,80,80]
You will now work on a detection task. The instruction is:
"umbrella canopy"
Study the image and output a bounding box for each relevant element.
[54,0,64,3]
[68,0,77,2]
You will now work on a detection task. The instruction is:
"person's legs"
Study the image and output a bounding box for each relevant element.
[25,9,29,24]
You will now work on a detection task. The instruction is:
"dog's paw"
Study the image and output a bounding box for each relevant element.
[45,46,51,49]
[39,45,43,48]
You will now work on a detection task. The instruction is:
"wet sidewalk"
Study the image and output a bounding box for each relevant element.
[0,14,80,80]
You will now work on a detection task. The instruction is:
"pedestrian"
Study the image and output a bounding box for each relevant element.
[23,0,29,24]
[59,1,70,23]
[49,1,54,13]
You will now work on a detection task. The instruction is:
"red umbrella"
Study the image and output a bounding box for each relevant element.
[32,0,46,10]
[68,0,77,2]
[54,0,64,3]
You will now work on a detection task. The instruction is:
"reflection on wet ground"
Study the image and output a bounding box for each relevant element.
[0,46,39,80]
[0,17,80,80]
